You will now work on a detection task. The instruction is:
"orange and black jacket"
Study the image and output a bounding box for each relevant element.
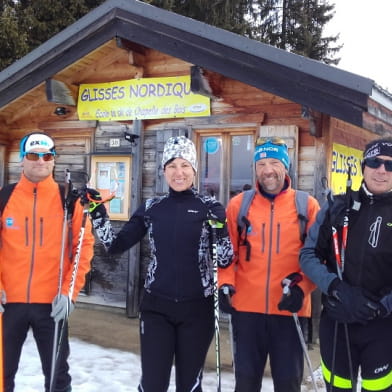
[0,174,94,303]
[219,178,319,317]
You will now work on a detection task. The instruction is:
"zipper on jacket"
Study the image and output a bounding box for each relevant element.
[276,223,280,253]
[265,200,274,313]
[261,223,265,253]
[24,217,29,246]
[40,217,43,246]
[26,187,37,303]
[355,203,374,286]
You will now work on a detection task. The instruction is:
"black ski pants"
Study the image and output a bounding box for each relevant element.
[320,311,392,391]
[232,311,304,392]
[3,303,71,392]
[137,293,214,392]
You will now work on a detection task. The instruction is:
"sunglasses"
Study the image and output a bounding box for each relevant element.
[23,152,56,161]
[255,137,287,146]
[364,157,392,172]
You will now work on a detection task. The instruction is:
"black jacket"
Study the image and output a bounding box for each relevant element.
[300,184,392,298]
[108,187,233,301]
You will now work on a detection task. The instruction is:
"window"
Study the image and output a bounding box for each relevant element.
[197,130,256,206]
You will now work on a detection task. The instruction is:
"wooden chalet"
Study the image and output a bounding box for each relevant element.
[0,0,392,316]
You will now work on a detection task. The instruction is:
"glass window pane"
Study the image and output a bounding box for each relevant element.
[199,136,222,199]
[230,135,254,198]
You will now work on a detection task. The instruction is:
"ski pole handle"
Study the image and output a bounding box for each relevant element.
[282,273,303,295]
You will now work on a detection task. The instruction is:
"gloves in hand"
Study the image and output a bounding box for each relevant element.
[278,273,304,313]
[80,188,109,220]
[0,290,6,313]
[219,284,236,314]
[325,279,379,324]
[51,294,75,323]
[207,200,226,224]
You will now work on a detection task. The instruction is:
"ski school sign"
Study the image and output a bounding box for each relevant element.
[77,76,210,121]
[330,143,363,194]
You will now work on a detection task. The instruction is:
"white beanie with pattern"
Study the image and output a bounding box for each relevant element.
[162,136,197,172]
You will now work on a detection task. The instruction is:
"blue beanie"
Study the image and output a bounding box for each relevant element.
[254,141,290,170]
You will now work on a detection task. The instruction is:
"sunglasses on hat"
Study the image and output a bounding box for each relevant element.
[364,157,392,172]
[23,152,56,161]
[256,137,287,147]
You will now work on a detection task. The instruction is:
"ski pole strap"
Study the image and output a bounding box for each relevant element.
[208,219,224,229]
[282,272,303,294]
[332,226,343,279]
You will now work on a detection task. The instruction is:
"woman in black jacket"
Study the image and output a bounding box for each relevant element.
[89,135,233,391]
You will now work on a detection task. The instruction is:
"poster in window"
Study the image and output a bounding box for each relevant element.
[90,156,131,220]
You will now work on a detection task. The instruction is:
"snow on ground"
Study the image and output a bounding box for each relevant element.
[15,331,330,391]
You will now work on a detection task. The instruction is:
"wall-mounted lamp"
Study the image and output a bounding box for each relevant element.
[301,105,322,137]
[190,65,213,97]
[124,131,139,146]
[54,106,70,116]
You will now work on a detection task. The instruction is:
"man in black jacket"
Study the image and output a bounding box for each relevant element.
[300,137,392,392]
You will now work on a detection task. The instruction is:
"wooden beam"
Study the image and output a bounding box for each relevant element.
[39,120,97,129]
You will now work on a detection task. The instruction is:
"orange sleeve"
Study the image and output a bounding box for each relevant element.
[61,201,95,301]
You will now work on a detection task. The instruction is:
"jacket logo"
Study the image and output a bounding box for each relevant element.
[187,209,199,214]
[374,363,389,374]
[368,216,382,248]
[5,217,13,227]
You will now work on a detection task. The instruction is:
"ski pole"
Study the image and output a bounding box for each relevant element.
[208,215,221,392]
[222,285,235,373]
[49,170,71,392]
[50,180,92,392]
[0,313,3,392]
[282,278,318,392]
[330,166,354,392]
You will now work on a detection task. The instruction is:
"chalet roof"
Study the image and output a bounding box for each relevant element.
[0,0,386,127]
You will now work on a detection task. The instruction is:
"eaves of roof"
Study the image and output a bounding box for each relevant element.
[0,0,375,127]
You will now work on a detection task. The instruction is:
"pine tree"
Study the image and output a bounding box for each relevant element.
[0,2,28,70]
[0,0,340,71]
[250,0,341,64]
[16,0,104,50]
[147,0,340,64]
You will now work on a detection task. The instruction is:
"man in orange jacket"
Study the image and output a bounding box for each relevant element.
[219,137,320,392]
[0,132,94,392]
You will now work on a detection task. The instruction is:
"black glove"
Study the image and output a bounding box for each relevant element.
[378,291,392,318]
[81,188,109,220]
[219,284,235,314]
[325,279,380,324]
[278,272,304,313]
[207,200,228,237]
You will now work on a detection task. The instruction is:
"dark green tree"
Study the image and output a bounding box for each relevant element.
[16,0,105,49]
[0,0,340,71]
[0,2,29,70]
[146,0,340,64]
[276,0,340,64]
[145,0,254,36]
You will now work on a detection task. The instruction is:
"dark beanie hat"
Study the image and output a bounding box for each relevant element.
[363,138,392,160]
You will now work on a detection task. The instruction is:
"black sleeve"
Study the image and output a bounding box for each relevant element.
[107,203,148,255]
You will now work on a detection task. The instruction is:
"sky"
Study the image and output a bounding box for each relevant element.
[325,1,392,91]
[13,331,330,392]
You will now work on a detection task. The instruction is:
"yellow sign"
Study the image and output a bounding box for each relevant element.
[331,143,363,194]
[77,76,210,121]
